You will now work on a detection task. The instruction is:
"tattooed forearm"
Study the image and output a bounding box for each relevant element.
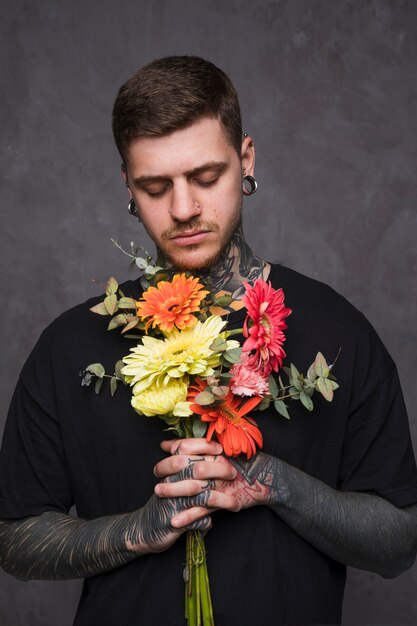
[228,453,417,577]
[0,511,139,581]
[0,486,211,581]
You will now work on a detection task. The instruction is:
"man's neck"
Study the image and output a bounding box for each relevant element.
[157,224,269,299]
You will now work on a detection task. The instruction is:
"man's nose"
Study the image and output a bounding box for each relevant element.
[169,183,202,222]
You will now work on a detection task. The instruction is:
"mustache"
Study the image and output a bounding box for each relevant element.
[161,218,219,240]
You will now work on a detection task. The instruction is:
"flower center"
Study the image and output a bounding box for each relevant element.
[220,405,242,425]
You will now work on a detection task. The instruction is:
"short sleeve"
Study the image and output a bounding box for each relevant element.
[0,332,74,518]
[338,366,417,507]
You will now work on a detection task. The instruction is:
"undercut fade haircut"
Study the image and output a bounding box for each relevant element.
[112,56,242,161]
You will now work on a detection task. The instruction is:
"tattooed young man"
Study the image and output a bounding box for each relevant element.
[1,56,417,626]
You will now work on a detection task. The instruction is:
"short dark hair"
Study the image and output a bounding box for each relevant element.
[112,56,242,161]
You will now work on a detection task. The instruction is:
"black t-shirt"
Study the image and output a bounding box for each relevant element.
[1,264,417,626]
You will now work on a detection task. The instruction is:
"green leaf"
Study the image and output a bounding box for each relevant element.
[290,363,300,379]
[300,390,314,411]
[268,375,279,399]
[209,337,228,353]
[121,319,140,333]
[317,377,334,401]
[110,377,118,396]
[215,294,233,307]
[106,276,118,296]
[274,399,290,419]
[107,314,127,331]
[86,363,105,378]
[289,386,300,400]
[135,257,148,270]
[192,418,208,438]
[115,360,124,378]
[314,352,329,378]
[307,362,317,381]
[118,297,137,310]
[194,390,215,406]
[211,386,229,398]
[89,302,109,316]
[104,294,118,315]
[291,376,303,392]
[95,377,104,394]
[223,347,242,364]
[258,397,271,411]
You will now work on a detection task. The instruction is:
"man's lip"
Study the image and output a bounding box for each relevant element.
[170,230,210,245]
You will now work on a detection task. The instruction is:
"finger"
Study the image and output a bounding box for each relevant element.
[154,456,236,480]
[171,506,211,528]
[155,478,216,498]
[186,516,212,531]
[160,438,223,456]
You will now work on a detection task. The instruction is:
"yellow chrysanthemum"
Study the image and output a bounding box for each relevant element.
[122,315,239,394]
[131,378,189,417]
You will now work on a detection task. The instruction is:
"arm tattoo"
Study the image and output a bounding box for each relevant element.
[0,486,211,581]
[230,453,417,578]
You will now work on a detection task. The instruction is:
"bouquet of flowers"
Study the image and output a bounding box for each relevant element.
[81,247,339,626]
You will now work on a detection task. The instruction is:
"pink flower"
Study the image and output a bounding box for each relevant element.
[242,279,292,375]
[230,353,270,397]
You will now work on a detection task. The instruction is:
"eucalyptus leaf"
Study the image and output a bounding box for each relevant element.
[95,377,104,394]
[115,360,124,378]
[215,294,233,307]
[106,276,119,296]
[104,294,118,315]
[268,375,279,399]
[192,419,208,438]
[317,377,334,401]
[121,319,140,334]
[110,377,118,396]
[290,363,300,379]
[289,387,300,400]
[274,399,290,419]
[300,390,314,411]
[135,257,148,270]
[86,363,105,378]
[314,352,329,378]
[307,363,317,381]
[195,390,215,406]
[118,297,137,310]
[292,376,303,392]
[89,302,109,316]
[223,347,242,364]
[258,397,271,411]
[211,386,229,398]
[209,337,228,353]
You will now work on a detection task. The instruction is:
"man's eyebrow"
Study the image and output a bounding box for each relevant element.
[132,161,228,185]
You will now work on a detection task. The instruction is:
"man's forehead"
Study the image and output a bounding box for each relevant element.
[124,117,237,177]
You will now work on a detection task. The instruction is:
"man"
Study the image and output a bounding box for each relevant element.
[0,56,416,626]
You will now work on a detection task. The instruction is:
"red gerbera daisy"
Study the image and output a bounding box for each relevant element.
[188,380,263,459]
[242,279,292,376]
[136,273,209,333]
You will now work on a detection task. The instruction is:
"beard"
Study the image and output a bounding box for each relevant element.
[159,211,242,274]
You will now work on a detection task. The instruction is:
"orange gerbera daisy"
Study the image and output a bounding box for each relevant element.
[188,380,263,459]
[136,274,209,333]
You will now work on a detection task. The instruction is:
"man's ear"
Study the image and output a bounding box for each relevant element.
[121,162,132,198]
[241,135,255,177]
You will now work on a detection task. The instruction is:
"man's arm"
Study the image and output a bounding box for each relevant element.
[0,440,239,581]
[157,441,417,579]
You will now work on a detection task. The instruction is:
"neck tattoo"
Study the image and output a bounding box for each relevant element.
[156,224,270,306]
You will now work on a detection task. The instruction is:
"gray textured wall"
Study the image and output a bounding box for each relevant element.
[1,1,416,624]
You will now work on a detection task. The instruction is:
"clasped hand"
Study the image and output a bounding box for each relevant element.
[154,438,272,529]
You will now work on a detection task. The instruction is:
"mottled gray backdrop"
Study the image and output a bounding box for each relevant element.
[0,1,416,624]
